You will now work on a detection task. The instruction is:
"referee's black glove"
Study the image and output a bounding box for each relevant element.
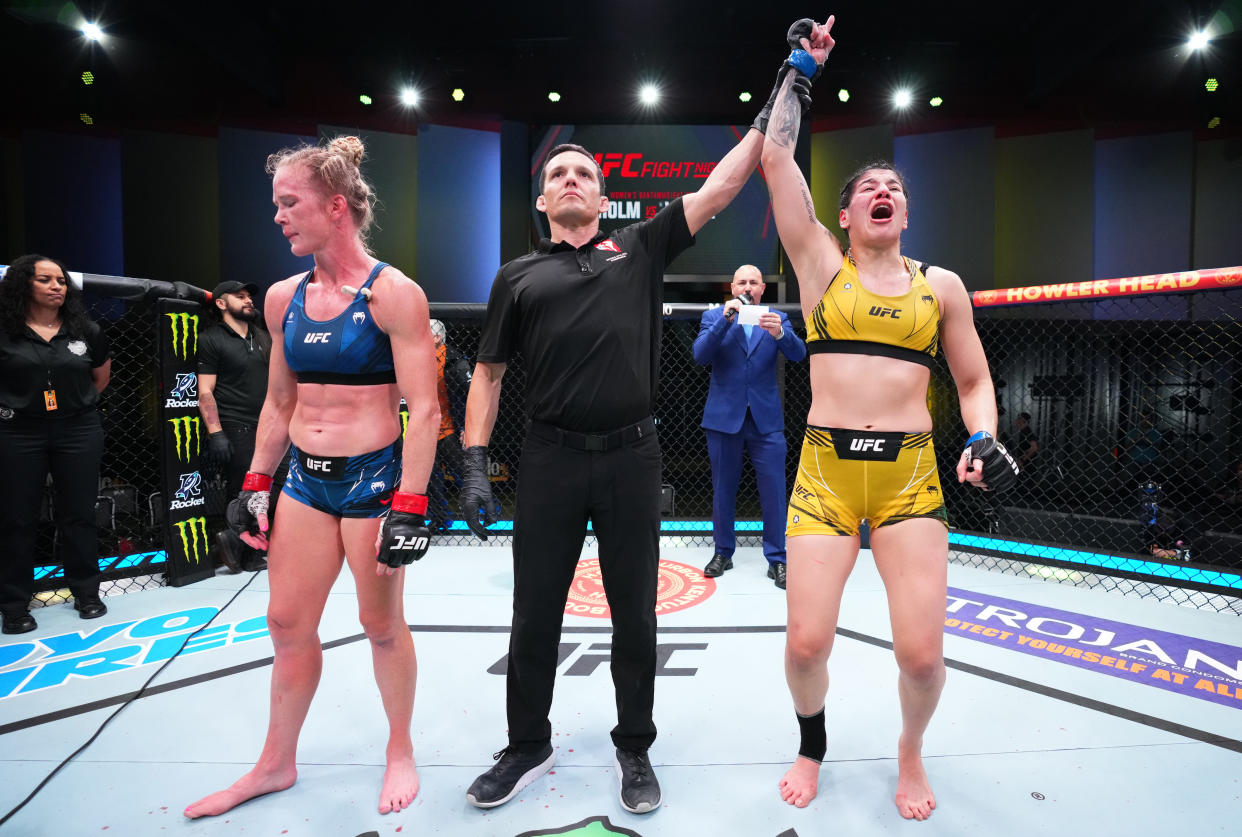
[459,445,499,541]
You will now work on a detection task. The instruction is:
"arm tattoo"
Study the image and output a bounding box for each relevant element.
[768,75,802,150]
[800,184,816,224]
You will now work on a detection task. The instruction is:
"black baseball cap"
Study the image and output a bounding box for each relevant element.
[211,280,259,299]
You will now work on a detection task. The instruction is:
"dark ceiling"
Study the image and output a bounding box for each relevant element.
[4,0,1239,136]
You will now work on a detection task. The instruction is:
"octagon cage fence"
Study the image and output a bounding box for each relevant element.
[21,268,1242,616]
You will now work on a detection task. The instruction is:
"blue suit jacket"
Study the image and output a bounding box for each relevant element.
[693,306,806,435]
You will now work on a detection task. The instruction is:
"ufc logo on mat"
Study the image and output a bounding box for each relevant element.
[850,437,886,452]
[303,332,332,343]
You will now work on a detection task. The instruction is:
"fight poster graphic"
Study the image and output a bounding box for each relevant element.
[156,299,212,586]
[945,587,1242,708]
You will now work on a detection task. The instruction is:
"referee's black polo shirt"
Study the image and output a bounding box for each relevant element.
[196,322,271,425]
[0,321,110,418]
[477,198,694,432]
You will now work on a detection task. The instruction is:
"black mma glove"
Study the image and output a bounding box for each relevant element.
[227,472,272,547]
[752,19,821,134]
[963,431,1020,492]
[459,445,499,540]
[376,491,432,568]
[206,431,233,465]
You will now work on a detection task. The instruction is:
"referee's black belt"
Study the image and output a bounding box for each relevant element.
[527,416,656,452]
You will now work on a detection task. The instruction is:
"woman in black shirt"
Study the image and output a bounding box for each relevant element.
[0,254,111,634]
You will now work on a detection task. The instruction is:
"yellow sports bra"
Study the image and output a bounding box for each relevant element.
[805,253,941,368]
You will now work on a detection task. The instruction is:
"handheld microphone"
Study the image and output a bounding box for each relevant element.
[724,292,753,320]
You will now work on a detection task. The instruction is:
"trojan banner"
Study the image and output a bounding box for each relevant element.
[156,299,213,586]
[972,265,1242,307]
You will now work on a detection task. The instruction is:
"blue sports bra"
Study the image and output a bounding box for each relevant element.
[282,262,397,385]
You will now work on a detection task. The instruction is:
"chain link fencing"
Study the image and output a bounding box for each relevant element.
[27,284,1241,613]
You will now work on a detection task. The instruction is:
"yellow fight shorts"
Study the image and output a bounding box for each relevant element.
[786,426,949,537]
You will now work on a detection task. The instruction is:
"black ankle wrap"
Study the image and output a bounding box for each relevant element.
[796,708,827,763]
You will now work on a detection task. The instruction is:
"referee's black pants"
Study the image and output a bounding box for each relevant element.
[507,428,662,754]
[0,411,105,616]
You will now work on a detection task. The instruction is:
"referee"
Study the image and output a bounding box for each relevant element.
[460,127,767,814]
[197,280,272,573]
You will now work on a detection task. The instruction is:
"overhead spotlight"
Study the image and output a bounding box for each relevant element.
[893,88,913,108]
[639,84,660,106]
[358,93,372,105]
[738,91,752,103]
[1205,78,1219,92]
[1188,30,1211,50]
[1208,116,1221,129]
[452,88,465,102]
[929,96,943,107]
[79,113,93,125]
[81,70,94,85]
[81,22,102,41]
[399,87,419,107]
[547,91,561,102]
[838,88,850,102]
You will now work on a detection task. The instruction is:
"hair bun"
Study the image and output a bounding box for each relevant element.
[328,135,365,167]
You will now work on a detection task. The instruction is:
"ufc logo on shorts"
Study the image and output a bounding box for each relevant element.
[304,332,332,343]
[850,437,885,452]
[393,535,429,552]
[305,458,331,471]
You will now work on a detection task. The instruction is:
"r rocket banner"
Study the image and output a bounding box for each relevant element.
[946,587,1242,708]
[156,299,212,587]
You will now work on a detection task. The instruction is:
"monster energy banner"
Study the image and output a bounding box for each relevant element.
[157,299,213,586]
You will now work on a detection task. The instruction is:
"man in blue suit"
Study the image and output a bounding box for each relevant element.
[693,265,806,588]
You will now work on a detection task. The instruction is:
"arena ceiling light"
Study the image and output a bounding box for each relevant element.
[1205,78,1219,92]
[81,71,94,85]
[1188,30,1211,50]
[79,113,93,124]
[738,91,752,103]
[80,21,102,41]
[929,96,943,107]
[893,88,913,108]
[838,88,850,102]
[358,94,372,105]
[639,84,660,106]
[399,87,419,107]
[547,91,561,102]
[1208,116,1221,128]
[452,88,465,102]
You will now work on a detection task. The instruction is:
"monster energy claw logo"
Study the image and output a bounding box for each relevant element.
[166,312,199,359]
[168,416,201,462]
[173,516,209,565]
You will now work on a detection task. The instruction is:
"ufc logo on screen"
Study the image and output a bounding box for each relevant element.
[850,438,885,452]
[304,333,331,343]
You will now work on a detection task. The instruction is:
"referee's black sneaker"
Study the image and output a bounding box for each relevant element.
[614,747,661,813]
[767,561,787,590]
[465,744,555,808]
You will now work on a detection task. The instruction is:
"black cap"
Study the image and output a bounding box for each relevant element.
[212,280,259,299]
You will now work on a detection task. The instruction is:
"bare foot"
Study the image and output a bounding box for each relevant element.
[894,748,936,820]
[184,765,297,819]
[778,756,820,808]
[378,754,420,814]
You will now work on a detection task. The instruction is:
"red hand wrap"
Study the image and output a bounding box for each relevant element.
[242,472,274,492]
[391,491,428,515]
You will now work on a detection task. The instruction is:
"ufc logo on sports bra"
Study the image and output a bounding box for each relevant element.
[868,306,901,318]
[304,332,332,343]
[850,438,885,452]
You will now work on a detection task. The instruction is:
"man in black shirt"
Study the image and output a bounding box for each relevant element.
[198,280,271,573]
[460,126,767,814]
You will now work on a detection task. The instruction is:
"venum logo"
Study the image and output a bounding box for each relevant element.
[173,516,209,565]
[370,480,386,492]
[352,312,366,325]
[850,437,885,452]
[170,471,205,510]
[165,373,198,409]
[166,313,199,360]
[168,416,201,462]
[868,306,901,318]
[304,332,332,344]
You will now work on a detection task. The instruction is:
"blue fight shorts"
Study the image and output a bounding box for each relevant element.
[282,438,401,518]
